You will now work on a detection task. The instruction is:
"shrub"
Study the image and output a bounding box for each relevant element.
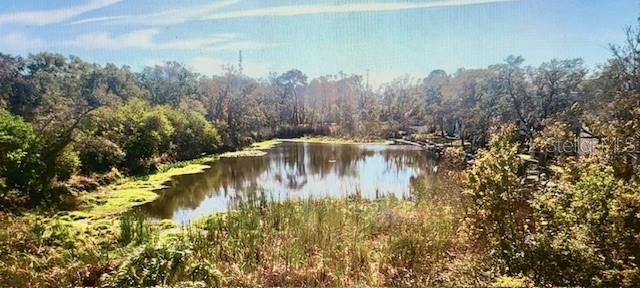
[111,243,223,287]
[530,159,640,286]
[0,110,45,200]
[123,106,174,174]
[440,146,467,171]
[465,125,531,272]
[532,121,576,158]
[54,146,80,181]
[76,137,125,173]
[167,110,221,161]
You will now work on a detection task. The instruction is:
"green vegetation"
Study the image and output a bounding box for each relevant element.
[78,138,278,220]
[219,139,281,158]
[282,135,392,144]
[1,172,479,287]
[79,160,212,219]
[0,110,45,206]
[3,14,640,288]
[173,194,471,287]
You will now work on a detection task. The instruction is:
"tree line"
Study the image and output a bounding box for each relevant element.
[3,19,640,206]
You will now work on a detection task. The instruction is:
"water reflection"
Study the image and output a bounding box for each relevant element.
[140,142,437,224]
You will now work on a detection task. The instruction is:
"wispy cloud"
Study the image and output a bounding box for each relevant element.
[0,0,122,26]
[63,29,280,51]
[70,0,514,26]
[202,0,515,20]
[0,32,46,52]
[69,0,240,26]
[63,29,159,49]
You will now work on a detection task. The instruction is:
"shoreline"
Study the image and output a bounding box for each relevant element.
[23,139,284,237]
[278,135,393,145]
[78,139,283,221]
[22,137,401,244]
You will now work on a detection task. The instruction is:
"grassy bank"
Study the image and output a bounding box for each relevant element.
[1,174,494,287]
[79,158,212,220]
[177,194,483,287]
[0,156,218,286]
[280,135,393,145]
[77,139,281,222]
[219,139,281,157]
[0,139,287,286]
[0,138,505,287]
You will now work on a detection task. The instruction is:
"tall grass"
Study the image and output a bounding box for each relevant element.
[119,212,154,245]
[0,172,492,287]
[146,182,485,287]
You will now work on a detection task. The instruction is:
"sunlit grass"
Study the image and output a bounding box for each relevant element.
[0,170,490,287]
[282,135,393,145]
[148,190,478,287]
[78,162,211,220]
[219,139,282,157]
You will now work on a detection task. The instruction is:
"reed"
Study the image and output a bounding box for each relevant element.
[119,212,154,245]
[1,172,488,287]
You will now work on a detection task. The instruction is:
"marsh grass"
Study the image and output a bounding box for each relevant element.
[0,170,492,287]
[134,182,484,287]
[118,212,155,245]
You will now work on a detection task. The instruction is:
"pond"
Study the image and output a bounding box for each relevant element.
[139,141,438,225]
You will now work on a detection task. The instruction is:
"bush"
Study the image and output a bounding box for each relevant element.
[0,110,45,200]
[532,121,576,159]
[76,137,125,173]
[530,159,640,286]
[440,147,467,171]
[54,146,80,181]
[76,100,221,176]
[167,110,221,161]
[111,243,223,287]
[465,125,531,272]
[123,106,174,174]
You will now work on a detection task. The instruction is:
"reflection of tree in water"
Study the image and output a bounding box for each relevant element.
[140,142,438,220]
[271,143,308,190]
[379,148,437,174]
[304,143,373,178]
[140,156,271,219]
[269,143,373,186]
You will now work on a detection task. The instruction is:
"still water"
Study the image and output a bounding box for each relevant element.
[140,142,437,224]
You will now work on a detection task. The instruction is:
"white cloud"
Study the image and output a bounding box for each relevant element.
[69,0,240,26]
[63,29,272,51]
[0,0,123,26]
[202,0,515,20]
[188,57,270,78]
[65,29,157,49]
[210,40,284,52]
[0,32,46,52]
[70,0,514,26]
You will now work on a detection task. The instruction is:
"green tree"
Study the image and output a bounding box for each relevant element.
[139,62,199,106]
[465,125,531,272]
[167,109,221,161]
[0,110,45,202]
[118,102,174,174]
[276,69,308,126]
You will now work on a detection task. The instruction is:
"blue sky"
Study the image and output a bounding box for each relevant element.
[0,0,637,85]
